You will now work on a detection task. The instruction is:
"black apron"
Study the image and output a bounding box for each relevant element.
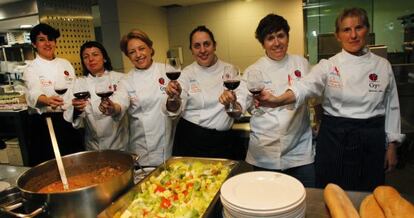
[172,118,233,159]
[315,114,386,191]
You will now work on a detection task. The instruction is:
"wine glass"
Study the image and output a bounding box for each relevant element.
[54,76,70,110]
[95,74,113,100]
[165,57,181,81]
[223,65,241,116]
[73,77,90,100]
[247,69,265,116]
[165,57,181,102]
[54,78,69,96]
[95,74,113,115]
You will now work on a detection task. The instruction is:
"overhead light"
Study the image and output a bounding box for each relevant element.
[20,24,33,28]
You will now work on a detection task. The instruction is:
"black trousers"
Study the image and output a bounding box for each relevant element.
[172,118,233,159]
[27,112,85,166]
[315,115,386,191]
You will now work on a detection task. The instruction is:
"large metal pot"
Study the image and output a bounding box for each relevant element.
[4,150,134,218]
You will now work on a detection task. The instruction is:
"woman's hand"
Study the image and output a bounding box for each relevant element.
[47,96,64,109]
[72,98,88,112]
[255,90,279,108]
[256,89,296,108]
[219,90,236,107]
[99,98,119,116]
[166,80,182,100]
[384,142,398,173]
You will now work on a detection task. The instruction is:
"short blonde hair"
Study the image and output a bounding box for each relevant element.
[335,8,370,33]
[120,29,154,56]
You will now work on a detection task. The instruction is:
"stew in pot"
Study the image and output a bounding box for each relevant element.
[38,166,124,193]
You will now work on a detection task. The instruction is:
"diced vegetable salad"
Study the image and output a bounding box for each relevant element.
[120,161,230,218]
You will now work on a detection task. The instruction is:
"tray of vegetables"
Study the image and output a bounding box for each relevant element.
[98,157,239,218]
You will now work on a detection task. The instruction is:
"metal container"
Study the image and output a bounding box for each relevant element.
[98,157,239,218]
[1,150,135,218]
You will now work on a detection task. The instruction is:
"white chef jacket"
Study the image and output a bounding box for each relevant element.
[237,54,314,170]
[113,62,174,166]
[63,71,129,151]
[23,55,75,114]
[292,49,405,144]
[166,59,234,131]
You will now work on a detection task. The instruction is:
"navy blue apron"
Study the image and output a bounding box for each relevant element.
[315,114,386,191]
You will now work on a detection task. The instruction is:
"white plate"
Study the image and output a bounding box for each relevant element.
[221,193,305,216]
[223,200,306,218]
[220,171,305,211]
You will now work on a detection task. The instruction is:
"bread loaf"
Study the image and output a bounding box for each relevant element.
[373,186,414,218]
[324,183,360,218]
[359,194,385,218]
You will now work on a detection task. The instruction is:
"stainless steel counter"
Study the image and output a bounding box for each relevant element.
[0,164,29,187]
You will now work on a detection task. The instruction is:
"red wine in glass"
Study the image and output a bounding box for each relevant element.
[249,88,263,95]
[96,91,114,99]
[166,71,181,80]
[74,91,90,100]
[55,88,68,95]
[224,80,240,90]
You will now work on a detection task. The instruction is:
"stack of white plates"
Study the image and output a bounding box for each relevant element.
[220,171,306,218]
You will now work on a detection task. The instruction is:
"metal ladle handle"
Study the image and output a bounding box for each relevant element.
[46,117,69,190]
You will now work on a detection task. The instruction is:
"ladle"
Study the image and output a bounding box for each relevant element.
[46,117,69,190]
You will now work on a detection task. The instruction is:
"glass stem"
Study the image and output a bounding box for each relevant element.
[229,90,235,111]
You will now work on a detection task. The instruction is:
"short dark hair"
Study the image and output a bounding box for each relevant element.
[189,25,216,49]
[335,7,370,33]
[30,23,60,44]
[80,41,113,76]
[120,29,154,56]
[255,14,290,45]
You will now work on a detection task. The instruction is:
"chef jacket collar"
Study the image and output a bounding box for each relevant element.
[194,57,221,74]
[133,61,155,73]
[36,53,57,63]
[88,69,109,78]
[264,53,289,67]
[340,48,371,63]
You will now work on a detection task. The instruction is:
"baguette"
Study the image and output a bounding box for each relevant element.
[359,194,385,218]
[373,186,414,218]
[324,183,360,218]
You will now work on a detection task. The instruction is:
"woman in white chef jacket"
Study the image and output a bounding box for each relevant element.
[63,41,128,151]
[219,14,315,187]
[99,30,174,166]
[256,8,405,191]
[165,25,236,159]
[23,23,83,166]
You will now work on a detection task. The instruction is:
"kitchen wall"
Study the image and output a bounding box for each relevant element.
[98,0,304,72]
[166,0,304,71]
[305,0,414,64]
[99,0,169,73]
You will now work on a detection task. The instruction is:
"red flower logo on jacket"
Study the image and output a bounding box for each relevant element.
[159,77,165,85]
[294,70,301,78]
[369,73,378,82]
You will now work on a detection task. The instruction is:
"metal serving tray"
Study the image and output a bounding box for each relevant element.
[98,156,239,218]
